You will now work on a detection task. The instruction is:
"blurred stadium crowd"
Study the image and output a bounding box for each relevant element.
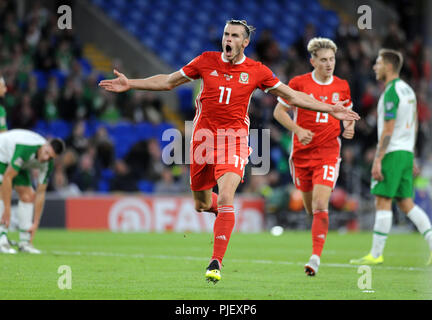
[0,0,431,220]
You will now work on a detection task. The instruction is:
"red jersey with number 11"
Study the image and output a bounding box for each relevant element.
[181,51,281,141]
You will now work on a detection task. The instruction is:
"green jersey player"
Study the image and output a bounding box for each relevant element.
[0,76,7,132]
[351,49,432,266]
[0,129,65,254]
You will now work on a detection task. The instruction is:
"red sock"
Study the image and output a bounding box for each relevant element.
[207,192,218,214]
[211,206,235,265]
[311,210,329,257]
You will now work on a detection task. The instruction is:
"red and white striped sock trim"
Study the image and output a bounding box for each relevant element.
[313,209,328,215]
[217,206,235,214]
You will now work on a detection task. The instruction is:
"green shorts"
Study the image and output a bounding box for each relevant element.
[0,162,32,187]
[371,151,414,199]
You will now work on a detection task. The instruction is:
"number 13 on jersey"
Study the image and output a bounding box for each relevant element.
[323,165,335,181]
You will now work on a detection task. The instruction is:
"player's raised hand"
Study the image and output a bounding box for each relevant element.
[98,69,130,92]
[330,100,360,121]
[295,127,314,145]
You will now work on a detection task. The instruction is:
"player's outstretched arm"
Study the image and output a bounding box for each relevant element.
[270,83,360,121]
[99,69,190,92]
[273,103,313,145]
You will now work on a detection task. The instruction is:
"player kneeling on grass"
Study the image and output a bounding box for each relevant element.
[0,129,65,254]
[350,49,432,266]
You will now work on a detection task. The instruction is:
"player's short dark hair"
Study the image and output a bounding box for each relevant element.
[50,138,66,155]
[379,49,403,74]
[226,19,256,39]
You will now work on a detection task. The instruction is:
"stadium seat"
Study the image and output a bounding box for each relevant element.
[33,120,49,136]
[97,180,111,193]
[84,119,102,137]
[138,180,155,193]
[270,147,283,164]
[78,58,93,76]
[136,123,154,140]
[177,87,194,113]
[49,69,67,88]
[101,168,114,181]
[32,70,48,90]
[94,0,341,72]
[49,120,72,139]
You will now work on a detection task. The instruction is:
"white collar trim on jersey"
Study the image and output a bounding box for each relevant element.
[311,70,334,85]
[221,52,246,64]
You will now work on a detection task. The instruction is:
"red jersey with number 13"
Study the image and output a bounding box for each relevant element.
[277,71,353,161]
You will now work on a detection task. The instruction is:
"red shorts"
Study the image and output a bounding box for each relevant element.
[290,156,341,192]
[190,140,250,191]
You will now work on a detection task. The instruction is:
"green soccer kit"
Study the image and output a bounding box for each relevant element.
[0,105,7,131]
[371,78,417,199]
[0,129,54,186]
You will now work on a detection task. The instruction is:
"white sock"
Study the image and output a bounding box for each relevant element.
[371,210,393,258]
[407,205,432,251]
[0,200,8,242]
[18,201,34,244]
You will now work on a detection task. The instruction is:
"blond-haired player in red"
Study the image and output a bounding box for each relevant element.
[100,21,359,283]
[273,37,355,276]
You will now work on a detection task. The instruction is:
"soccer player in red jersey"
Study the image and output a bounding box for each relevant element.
[99,21,359,283]
[273,37,356,276]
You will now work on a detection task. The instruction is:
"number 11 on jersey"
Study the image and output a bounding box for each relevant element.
[219,86,232,104]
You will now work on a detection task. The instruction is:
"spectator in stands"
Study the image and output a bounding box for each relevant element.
[60,147,78,183]
[65,120,89,154]
[56,40,73,74]
[123,90,145,122]
[141,92,164,125]
[154,166,184,194]
[294,23,316,58]
[51,168,81,197]
[145,138,164,181]
[97,88,121,123]
[110,159,138,192]
[70,151,99,192]
[11,93,37,129]
[382,21,406,51]
[58,78,79,121]
[255,29,281,68]
[43,88,59,121]
[91,126,115,169]
[338,146,362,195]
[25,20,41,49]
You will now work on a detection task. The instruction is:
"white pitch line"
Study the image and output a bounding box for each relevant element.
[50,250,431,272]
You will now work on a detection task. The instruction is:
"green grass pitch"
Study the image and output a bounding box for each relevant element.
[0,230,431,300]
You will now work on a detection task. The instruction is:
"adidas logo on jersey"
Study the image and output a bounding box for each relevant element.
[216,235,227,241]
[210,70,218,77]
[317,234,326,239]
